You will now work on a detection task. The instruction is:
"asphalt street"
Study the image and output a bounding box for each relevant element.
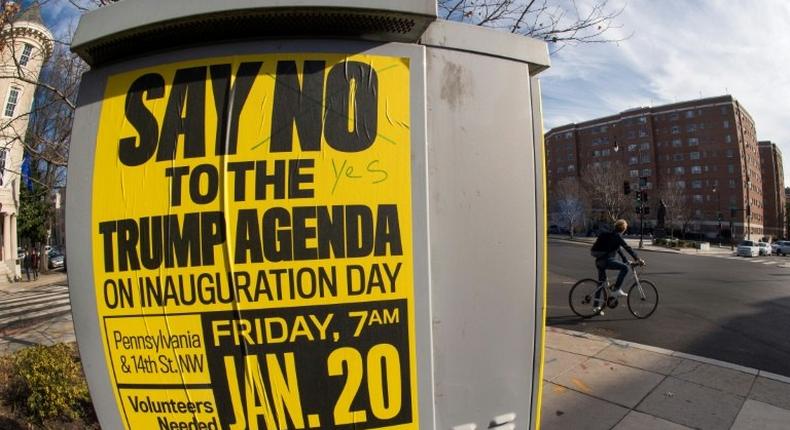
[548,239,790,377]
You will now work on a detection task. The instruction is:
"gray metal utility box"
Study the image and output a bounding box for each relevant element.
[67,1,550,429]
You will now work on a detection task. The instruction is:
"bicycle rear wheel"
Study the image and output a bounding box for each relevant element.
[569,279,607,318]
[627,280,659,319]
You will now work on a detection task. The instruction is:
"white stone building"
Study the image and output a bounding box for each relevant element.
[0,2,53,278]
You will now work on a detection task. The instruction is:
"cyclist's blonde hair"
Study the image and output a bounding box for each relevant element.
[614,219,628,232]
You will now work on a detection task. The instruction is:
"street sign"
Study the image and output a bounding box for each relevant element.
[67,1,551,429]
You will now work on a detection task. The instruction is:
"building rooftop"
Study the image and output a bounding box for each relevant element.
[546,95,738,135]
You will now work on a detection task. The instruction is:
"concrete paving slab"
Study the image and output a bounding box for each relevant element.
[546,330,610,356]
[543,347,589,382]
[671,359,755,396]
[596,344,685,375]
[612,411,693,430]
[748,376,790,411]
[637,377,745,430]
[731,399,790,430]
[554,357,664,408]
[540,382,628,430]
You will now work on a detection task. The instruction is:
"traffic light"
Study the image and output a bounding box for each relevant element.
[641,191,648,202]
[643,206,650,215]
[624,181,631,195]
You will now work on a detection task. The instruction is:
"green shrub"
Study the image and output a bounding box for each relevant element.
[1,343,91,422]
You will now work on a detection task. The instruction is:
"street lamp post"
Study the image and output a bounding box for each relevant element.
[746,179,752,241]
[713,185,721,245]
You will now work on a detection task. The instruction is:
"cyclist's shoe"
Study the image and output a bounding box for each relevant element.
[612,288,628,297]
[592,306,605,316]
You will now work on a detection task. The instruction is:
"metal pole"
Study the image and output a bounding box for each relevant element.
[639,198,644,249]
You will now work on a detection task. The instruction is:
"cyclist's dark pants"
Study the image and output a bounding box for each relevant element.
[596,258,629,289]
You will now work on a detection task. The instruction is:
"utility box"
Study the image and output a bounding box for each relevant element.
[67,1,550,429]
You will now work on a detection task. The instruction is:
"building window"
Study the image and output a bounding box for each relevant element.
[726,149,734,158]
[640,142,650,151]
[688,138,699,146]
[728,164,735,174]
[725,135,732,143]
[600,125,608,133]
[565,132,573,139]
[627,144,638,152]
[721,106,728,115]
[630,169,639,177]
[640,154,651,164]
[4,87,20,117]
[558,166,565,174]
[673,153,684,161]
[639,129,647,137]
[641,168,651,177]
[19,43,33,66]
[672,139,682,148]
[691,166,702,174]
[568,164,575,172]
[687,124,697,132]
[629,156,639,165]
[674,166,685,175]
[685,110,695,118]
[690,151,701,160]
[671,126,680,134]
[592,138,601,145]
[627,130,636,139]
[723,120,730,128]
[601,149,611,157]
[592,150,600,157]
[638,116,647,124]
[692,180,703,189]
[693,195,703,203]
[676,180,686,189]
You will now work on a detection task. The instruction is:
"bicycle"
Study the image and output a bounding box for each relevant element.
[568,260,659,319]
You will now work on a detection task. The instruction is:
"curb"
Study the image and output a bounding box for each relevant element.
[548,237,680,254]
[547,326,790,385]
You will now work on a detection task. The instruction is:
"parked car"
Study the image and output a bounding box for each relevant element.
[773,241,790,256]
[757,242,772,256]
[49,252,65,269]
[736,240,760,257]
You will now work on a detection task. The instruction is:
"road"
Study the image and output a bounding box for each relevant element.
[548,239,790,377]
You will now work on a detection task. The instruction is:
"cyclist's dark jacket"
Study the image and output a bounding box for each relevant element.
[591,232,638,261]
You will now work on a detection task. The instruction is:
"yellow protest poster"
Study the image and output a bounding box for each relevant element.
[91,53,416,430]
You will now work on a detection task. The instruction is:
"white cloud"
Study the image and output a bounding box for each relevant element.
[542,0,790,184]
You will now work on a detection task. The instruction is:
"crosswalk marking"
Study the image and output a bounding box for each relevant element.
[0,284,70,330]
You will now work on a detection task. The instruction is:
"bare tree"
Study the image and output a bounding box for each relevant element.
[552,177,588,238]
[582,161,630,223]
[659,177,695,239]
[438,0,629,52]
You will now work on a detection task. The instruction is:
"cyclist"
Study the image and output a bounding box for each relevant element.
[590,219,644,312]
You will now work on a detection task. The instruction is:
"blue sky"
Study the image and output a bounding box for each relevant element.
[27,0,790,184]
[541,0,790,184]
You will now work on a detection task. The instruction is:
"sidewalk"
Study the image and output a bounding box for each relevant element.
[542,327,790,429]
[0,270,67,293]
[549,235,736,257]
[0,271,72,355]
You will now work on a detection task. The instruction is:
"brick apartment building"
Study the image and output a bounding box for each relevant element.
[759,141,786,239]
[545,95,770,241]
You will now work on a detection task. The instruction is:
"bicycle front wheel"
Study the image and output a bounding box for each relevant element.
[569,279,607,318]
[627,280,659,319]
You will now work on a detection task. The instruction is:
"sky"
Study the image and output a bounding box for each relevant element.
[540,0,790,184]
[22,0,790,185]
